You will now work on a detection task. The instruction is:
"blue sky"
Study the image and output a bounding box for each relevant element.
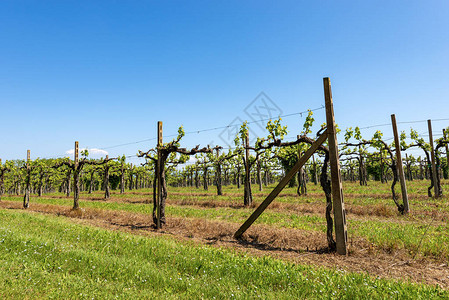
[1,1,448,162]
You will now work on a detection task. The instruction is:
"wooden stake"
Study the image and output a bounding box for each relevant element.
[323,77,348,255]
[23,150,31,208]
[157,121,163,229]
[428,120,439,198]
[391,114,409,213]
[73,141,80,209]
[26,150,30,168]
[444,129,449,179]
[244,134,252,206]
[74,141,79,168]
[234,129,328,238]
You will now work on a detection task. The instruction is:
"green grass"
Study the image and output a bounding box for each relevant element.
[3,190,449,260]
[0,209,447,299]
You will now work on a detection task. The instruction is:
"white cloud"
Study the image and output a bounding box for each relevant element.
[65,148,108,157]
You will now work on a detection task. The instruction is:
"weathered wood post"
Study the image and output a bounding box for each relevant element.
[156,121,163,229]
[391,114,409,213]
[23,150,31,208]
[234,130,328,239]
[312,154,318,185]
[323,77,348,255]
[103,155,110,199]
[428,120,439,198]
[73,141,80,209]
[120,160,125,194]
[244,134,252,206]
[216,148,223,195]
[444,129,449,179]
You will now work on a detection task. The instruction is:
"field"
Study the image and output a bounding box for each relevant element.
[0,180,448,299]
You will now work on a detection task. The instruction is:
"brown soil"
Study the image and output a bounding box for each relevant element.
[18,193,449,222]
[1,200,448,289]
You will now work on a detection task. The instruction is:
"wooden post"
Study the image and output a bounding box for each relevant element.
[74,142,79,196]
[312,154,318,185]
[444,129,449,179]
[323,77,347,255]
[391,114,409,213]
[74,141,79,168]
[244,134,252,206]
[23,150,31,208]
[73,141,80,209]
[234,130,328,239]
[216,148,223,195]
[297,135,301,192]
[156,121,163,229]
[428,120,439,198]
[297,135,306,195]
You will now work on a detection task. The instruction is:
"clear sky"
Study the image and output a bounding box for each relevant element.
[1,1,448,162]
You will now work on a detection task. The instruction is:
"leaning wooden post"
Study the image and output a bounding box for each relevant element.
[391,114,410,213]
[428,120,439,198]
[323,77,348,255]
[156,121,163,229]
[234,130,328,239]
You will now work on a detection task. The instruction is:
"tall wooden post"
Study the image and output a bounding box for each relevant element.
[244,134,252,206]
[428,120,439,198]
[216,148,223,195]
[323,77,347,255]
[391,114,409,213]
[312,154,318,185]
[444,129,449,179]
[156,121,163,229]
[23,150,31,208]
[73,141,80,209]
[74,141,79,168]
